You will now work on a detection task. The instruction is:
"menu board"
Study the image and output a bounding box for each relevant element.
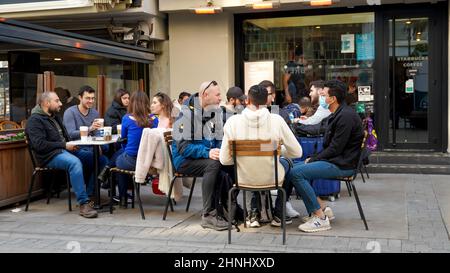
[356,32,375,61]
[244,61,274,94]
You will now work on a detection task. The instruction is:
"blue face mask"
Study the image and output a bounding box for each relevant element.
[319,96,329,109]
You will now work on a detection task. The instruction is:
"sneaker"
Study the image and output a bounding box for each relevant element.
[245,211,261,228]
[79,203,98,218]
[286,201,300,218]
[301,207,335,223]
[270,215,293,227]
[201,214,229,231]
[298,215,331,233]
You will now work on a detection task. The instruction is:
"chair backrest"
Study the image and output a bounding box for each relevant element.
[229,139,281,189]
[163,131,176,175]
[0,120,21,130]
[24,134,39,169]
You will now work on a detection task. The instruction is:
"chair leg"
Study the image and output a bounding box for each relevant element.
[351,181,369,230]
[364,164,370,179]
[360,168,366,183]
[163,176,177,220]
[136,182,145,220]
[186,177,197,212]
[25,171,37,211]
[65,172,72,211]
[228,187,238,244]
[242,190,247,228]
[345,181,352,197]
[279,188,287,245]
[131,177,135,209]
[109,172,114,214]
[47,175,55,204]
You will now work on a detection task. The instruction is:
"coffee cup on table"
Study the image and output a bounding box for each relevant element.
[80,126,88,141]
[116,124,122,136]
[103,126,112,141]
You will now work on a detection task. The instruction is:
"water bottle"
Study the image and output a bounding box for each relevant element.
[288,112,295,124]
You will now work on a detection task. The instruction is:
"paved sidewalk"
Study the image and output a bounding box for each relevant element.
[0,174,449,253]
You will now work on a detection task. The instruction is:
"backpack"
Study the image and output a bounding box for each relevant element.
[364,117,378,151]
[279,103,301,125]
[214,170,244,231]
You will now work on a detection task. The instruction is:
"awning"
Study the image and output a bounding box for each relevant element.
[0,18,154,63]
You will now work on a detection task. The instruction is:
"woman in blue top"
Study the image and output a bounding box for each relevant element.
[116,91,158,208]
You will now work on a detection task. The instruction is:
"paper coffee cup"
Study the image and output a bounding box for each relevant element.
[80,126,88,141]
[116,124,122,135]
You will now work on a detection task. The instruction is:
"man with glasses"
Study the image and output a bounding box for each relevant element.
[172,81,228,231]
[277,79,364,233]
[63,85,109,203]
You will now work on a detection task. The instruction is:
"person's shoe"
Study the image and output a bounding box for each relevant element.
[201,214,229,231]
[98,166,111,183]
[298,215,331,233]
[301,207,335,223]
[270,215,293,227]
[79,203,98,218]
[286,201,300,218]
[119,196,128,209]
[245,211,261,228]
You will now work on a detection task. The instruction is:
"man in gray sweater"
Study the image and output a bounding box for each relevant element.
[63,85,109,201]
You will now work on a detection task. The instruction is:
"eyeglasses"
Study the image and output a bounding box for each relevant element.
[203,80,218,94]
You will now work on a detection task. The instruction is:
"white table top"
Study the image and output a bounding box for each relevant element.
[67,135,120,146]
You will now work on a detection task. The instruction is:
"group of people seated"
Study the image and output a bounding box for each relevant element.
[25,78,364,234]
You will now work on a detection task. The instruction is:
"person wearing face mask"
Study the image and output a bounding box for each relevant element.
[294,80,331,125]
[274,80,364,233]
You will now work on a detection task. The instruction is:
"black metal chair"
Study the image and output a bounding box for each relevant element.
[162,131,200,220]
[25,135,72,212]
[108,166,160,220]
[227,139,288,245]
[334,136,370,230]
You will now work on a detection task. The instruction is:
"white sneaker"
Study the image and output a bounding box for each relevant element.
[298,215,331,233]
[286,201,300,218]
[301,207,335,223]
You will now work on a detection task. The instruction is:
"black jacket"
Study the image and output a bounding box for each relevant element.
[105,101,127,134]
[309,104,364,170]
[25,109,70,167]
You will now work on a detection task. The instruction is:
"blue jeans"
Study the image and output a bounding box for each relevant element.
[115,152,136,198]
[46,150,89,205]
[286,160,355,215]
[72,148,109,196]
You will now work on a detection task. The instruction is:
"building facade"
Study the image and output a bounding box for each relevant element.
[159,0,449,153]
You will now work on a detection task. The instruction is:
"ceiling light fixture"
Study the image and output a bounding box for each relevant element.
[54,58,62,61]
[191,0,222,14]
[310,0,332,6]
[315,26,321,29]
[248,0,280,10]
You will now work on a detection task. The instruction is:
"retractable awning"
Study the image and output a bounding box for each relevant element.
[0,18,154,63]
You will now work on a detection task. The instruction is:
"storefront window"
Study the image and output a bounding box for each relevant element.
[243,12,375,114]
[0,41,149,123]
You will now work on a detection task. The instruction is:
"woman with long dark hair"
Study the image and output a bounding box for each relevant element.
[115,91,158,207]
[105,88,130,134]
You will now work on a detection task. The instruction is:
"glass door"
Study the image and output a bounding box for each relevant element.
[385,12,443,150]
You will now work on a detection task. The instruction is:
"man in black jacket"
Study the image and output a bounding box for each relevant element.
[282,80,364,233]
[26,92,98,218]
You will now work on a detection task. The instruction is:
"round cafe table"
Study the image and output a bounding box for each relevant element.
[67,135,119,211]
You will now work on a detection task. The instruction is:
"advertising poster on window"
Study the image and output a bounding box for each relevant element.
[244,61,274,94]
[356,32,375,61]
[341,34,355,53]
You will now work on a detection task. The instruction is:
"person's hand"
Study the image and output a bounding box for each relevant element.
[293,118,300,123]
[209,148,220,161]
[90,120,102,131]
[305,157,311,164]
[66,143,79,152]
[300,116,308,120]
